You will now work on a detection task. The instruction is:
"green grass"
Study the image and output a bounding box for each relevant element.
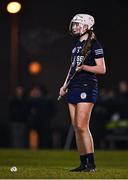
[0,149,128,179]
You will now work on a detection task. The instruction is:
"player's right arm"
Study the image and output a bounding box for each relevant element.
[59,66,72,97]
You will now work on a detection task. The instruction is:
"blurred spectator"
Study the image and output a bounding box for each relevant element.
[99,88,116,117]
[104,80,128,149]
[90,87,116,148]
[99,88,115,102]
[9,86,29,148]
[28,85,56,149]
[116,80,128,119]
[118,80,128,97]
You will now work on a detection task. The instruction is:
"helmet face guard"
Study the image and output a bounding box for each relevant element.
[69,14,95,37]
[69,22,87,37]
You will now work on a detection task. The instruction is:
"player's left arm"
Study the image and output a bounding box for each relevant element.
[81,57,106,74]
[76,41,106,74]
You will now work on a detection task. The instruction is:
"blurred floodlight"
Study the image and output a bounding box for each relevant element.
[29,62,42,75]
[7,1,21,14]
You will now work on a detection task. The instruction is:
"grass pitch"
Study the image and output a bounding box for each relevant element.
[0,149,128,179]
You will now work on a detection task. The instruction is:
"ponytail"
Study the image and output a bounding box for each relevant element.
[82,30,96,56]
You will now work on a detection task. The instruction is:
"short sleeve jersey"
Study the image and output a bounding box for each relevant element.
[68,39,104,88]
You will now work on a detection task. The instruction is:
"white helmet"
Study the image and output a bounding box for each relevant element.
[69,14,95,33]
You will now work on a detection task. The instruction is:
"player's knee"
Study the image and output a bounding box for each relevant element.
[74,123,88,134]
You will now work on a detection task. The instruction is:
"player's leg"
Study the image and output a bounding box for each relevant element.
[75,102,94,154]
[68,103,89,154]
[68,103,76,125]
[71,102,96,172]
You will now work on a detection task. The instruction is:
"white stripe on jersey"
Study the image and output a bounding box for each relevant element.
[95,49,103,55]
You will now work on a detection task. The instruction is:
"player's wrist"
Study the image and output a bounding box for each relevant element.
[62,85,67,90]
[82,65,86,71]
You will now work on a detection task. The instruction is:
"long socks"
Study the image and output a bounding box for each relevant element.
[80,153,95,167]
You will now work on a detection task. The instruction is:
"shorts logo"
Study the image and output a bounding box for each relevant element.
[80,92,87,99]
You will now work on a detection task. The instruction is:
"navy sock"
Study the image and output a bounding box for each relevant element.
[86,153,95,166]
[80,154,87,166]
[80,153,95,166]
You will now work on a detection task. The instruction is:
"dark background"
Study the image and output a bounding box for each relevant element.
[0,0,128,148]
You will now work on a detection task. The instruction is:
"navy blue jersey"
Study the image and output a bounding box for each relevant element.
[68,39,104,89]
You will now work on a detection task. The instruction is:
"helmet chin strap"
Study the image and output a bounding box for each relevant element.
[71,24,92,38]
[73,30,88,39]
[79,30,88,37]
[78,23,87,37]
[72,24,89,38]
[71,31,88,38]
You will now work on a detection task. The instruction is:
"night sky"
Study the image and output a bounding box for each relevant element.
[0,0,128,138]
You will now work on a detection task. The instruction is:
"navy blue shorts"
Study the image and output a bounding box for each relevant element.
[66,84,98,104]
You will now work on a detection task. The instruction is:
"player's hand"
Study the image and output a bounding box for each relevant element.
[76,65,84,72]
[59,86,68,97]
